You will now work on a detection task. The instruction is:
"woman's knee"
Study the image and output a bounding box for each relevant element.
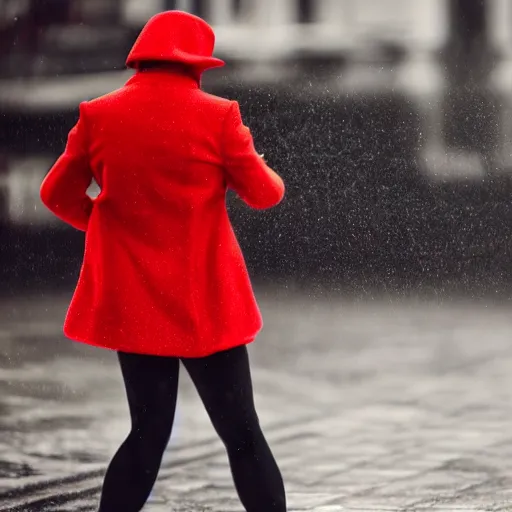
[215,416,264,454]
[130,414,173,455]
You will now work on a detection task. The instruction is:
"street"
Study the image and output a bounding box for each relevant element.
[1,288,512,510]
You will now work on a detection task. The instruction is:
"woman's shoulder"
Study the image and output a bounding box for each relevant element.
[198,90,234,109]
[83,88,127,114]
[197,90,240,122]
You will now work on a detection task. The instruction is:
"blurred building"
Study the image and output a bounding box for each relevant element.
[0,1,501,206]
[1,0,512,295]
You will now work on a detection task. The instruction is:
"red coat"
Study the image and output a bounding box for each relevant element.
[40,69,285,357]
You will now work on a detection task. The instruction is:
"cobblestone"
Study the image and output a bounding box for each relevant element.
[1,289,512,510]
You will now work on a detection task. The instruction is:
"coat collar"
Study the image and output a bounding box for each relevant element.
[125,69,200,90]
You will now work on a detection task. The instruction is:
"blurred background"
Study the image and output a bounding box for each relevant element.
[1,0,512,298]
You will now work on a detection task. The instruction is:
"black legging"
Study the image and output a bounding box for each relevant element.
[98,345,286,512]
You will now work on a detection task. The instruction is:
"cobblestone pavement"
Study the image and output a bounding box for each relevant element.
[1,288,512,510]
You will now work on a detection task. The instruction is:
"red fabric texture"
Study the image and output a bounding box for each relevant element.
[126,10,225,70]
[40,69,285,357]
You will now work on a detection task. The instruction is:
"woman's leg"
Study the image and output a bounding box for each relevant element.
[182,345,286,512]
[98,351,180,512]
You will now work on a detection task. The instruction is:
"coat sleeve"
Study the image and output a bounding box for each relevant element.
[40,102,94,232]
[221,101,285,209]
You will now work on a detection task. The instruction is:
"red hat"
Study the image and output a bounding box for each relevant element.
[126,10,225,71]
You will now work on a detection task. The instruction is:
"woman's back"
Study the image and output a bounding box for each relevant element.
[41,67,284,357]
[87,70,231,249]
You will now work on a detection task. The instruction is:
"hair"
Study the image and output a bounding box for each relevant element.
[137,60,198,80]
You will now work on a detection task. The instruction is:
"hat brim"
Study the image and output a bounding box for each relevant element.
[127,49,225,70]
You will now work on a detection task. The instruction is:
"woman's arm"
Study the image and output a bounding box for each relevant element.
[221,101,285,209]
[40,102,94,231]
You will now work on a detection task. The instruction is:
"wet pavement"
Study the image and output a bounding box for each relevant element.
[1,287,512,511]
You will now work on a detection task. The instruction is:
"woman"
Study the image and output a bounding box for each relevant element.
[40,10,286,512]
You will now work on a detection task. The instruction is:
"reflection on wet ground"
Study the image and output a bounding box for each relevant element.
[2,288,512,510]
